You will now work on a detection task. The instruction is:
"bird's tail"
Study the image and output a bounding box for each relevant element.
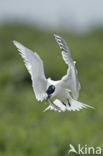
[66,98,94,111]
[44,98,94,112]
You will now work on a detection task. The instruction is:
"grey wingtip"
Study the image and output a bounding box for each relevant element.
[12,40,18,46]
[90,106,95,109]
[54,33,57,37]
[12,40,25,50]
[84,104,95,109]
[13,40,16,43]
[54,33,61,38]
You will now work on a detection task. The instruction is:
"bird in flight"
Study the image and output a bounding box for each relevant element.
[13,34,94,112]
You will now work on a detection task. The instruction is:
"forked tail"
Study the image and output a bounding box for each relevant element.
[44,98,94,112]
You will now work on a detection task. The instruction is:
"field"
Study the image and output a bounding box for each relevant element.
[0,24,103,156]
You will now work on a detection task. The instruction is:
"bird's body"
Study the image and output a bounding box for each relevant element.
[47,78,70,103]
[13,34,94,112]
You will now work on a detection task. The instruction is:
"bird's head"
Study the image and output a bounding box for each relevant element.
[46,85,55,100]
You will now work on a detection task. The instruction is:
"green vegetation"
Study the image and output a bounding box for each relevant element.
[0,24,103,156]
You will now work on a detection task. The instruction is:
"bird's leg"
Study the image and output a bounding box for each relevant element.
[45,98,61,111]
[67,99,71,106]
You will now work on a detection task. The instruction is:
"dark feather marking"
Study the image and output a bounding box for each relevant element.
[62,102,66,106]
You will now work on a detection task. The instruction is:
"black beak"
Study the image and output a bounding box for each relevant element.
[45,95,51,101]
[45,96,61,111]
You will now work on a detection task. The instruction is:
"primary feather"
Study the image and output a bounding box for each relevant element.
[13,40,47,101]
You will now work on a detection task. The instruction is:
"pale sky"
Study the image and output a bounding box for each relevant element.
[0,0,103,31]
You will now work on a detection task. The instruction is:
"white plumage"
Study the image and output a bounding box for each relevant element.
[13,34,94,112]
[13,41,47,101]
[54,34,80,100]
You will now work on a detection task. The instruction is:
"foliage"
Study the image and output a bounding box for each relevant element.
[0,24,103,156]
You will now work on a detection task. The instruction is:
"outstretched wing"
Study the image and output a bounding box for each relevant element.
[54,34,80,100]
[13,41,47,101]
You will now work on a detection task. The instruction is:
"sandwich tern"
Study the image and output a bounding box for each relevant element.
[13,34,94,112]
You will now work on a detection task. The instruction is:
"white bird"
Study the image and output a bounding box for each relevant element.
[13,34,94,112]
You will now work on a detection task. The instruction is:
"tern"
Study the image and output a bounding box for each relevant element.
[13,34,94,112]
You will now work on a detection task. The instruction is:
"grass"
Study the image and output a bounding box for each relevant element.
[0,24,103,156]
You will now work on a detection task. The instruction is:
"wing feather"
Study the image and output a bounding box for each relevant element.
[54,34,80,100]
[13,40,47,101]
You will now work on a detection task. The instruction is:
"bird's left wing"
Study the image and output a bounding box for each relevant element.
[54,34,80,100]
[13,41,47,101]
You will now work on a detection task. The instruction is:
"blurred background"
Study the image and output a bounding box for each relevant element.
[0,0,103,156]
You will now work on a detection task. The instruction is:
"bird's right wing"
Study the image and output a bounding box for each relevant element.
[13,41,47,101]
[54,34,80,100]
